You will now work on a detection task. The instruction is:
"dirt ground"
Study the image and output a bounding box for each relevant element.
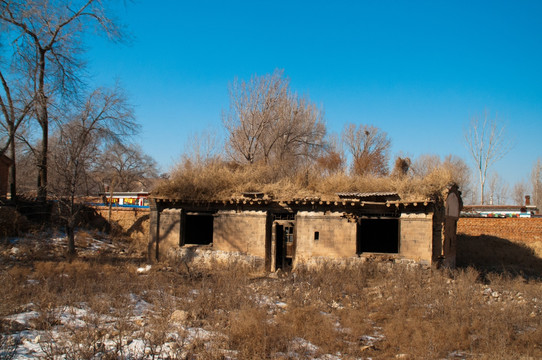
[1,230,541,359]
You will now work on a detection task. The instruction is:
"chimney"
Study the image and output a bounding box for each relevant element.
[525,195,531,206]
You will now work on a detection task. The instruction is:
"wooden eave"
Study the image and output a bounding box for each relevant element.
[151,196,434,211]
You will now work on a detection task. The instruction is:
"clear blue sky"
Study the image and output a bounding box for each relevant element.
[86,0,542,195]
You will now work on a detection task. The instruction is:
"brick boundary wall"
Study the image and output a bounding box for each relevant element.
[457,218,542,244]
[90,206,150,240]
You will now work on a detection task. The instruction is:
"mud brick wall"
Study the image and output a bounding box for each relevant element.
[458,218,542,244]
[92,206,150,240]
[295,211,357,261]
[213,210,268,258]
[399,213,434,264]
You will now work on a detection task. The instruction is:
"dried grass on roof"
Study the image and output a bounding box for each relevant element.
[152,160,459,202]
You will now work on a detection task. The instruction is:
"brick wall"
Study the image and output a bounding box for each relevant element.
[399,213,433,264]
[92,206,150,240]
[457,217,542,273]
[296,211,357,262]
[213,210,268,258]
[458,218,542,244]
[155,208,181,258]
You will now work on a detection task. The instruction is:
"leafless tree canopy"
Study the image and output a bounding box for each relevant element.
[342,123,391,176]
[48,86,136,254]
[182,128,224,167]
[96,143,158,193]
[315,133,345,176]
[0,0,123,200]
[410,154,471,199]
[223,70,326,172]
[487,172,509,205]
[512,181,528,206]
[464,112,512,204]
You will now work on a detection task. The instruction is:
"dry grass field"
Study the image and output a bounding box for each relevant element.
[1,231,541,359]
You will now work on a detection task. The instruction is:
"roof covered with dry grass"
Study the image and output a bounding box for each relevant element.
[152,161,461,203]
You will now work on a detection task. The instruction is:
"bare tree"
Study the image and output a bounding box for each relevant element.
[49,86,136,255]
[411,154,471,198]
[464,111,512,204]
[223,70,326,172]
[315,133,345,175]
[0,0,123,201]
[96,143,158,193]
[0,71,34,200]
[531,158,542,210]
[410,154,441,177]
[442,155,472,199]
[94,142,157,225]
[182,128,224,166]
[512,181,529,206]
[487,172,509,205]
[342,123,390,176]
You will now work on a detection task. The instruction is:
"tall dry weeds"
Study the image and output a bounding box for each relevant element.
[1,252,541,359]
[154,158,460,202]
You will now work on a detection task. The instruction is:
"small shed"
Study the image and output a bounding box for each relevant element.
[148,185,462,269]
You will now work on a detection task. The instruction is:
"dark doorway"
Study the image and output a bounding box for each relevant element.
[275,222,294,269]
[357,218,399,254]
[185,214,213,245]
[275,224,284,269]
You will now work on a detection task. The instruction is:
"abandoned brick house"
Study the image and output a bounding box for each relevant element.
[148,185,462,270]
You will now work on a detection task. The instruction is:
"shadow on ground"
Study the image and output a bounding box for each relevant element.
[457,233,542,279]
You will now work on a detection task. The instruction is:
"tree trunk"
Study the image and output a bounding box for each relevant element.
[37,130,48,201]
[67,191,77,256]
[36,49,48,202]
[8,124,16,202]
[67,222,76,255]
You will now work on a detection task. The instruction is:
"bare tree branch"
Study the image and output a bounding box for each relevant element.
[464,111,512,204]
[342,123,391,176]
[0,0,124,200]
[223,70,326,173]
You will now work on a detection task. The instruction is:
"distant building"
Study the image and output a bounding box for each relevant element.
[461,196,538,218]
[0,155,13,198]
[101,192,150,207]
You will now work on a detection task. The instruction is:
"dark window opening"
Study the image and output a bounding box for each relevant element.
[185,214,213,245]
[314,231,319,241]
[284,226,294,243]
[357,218,399,254]
[273,213,295,221]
